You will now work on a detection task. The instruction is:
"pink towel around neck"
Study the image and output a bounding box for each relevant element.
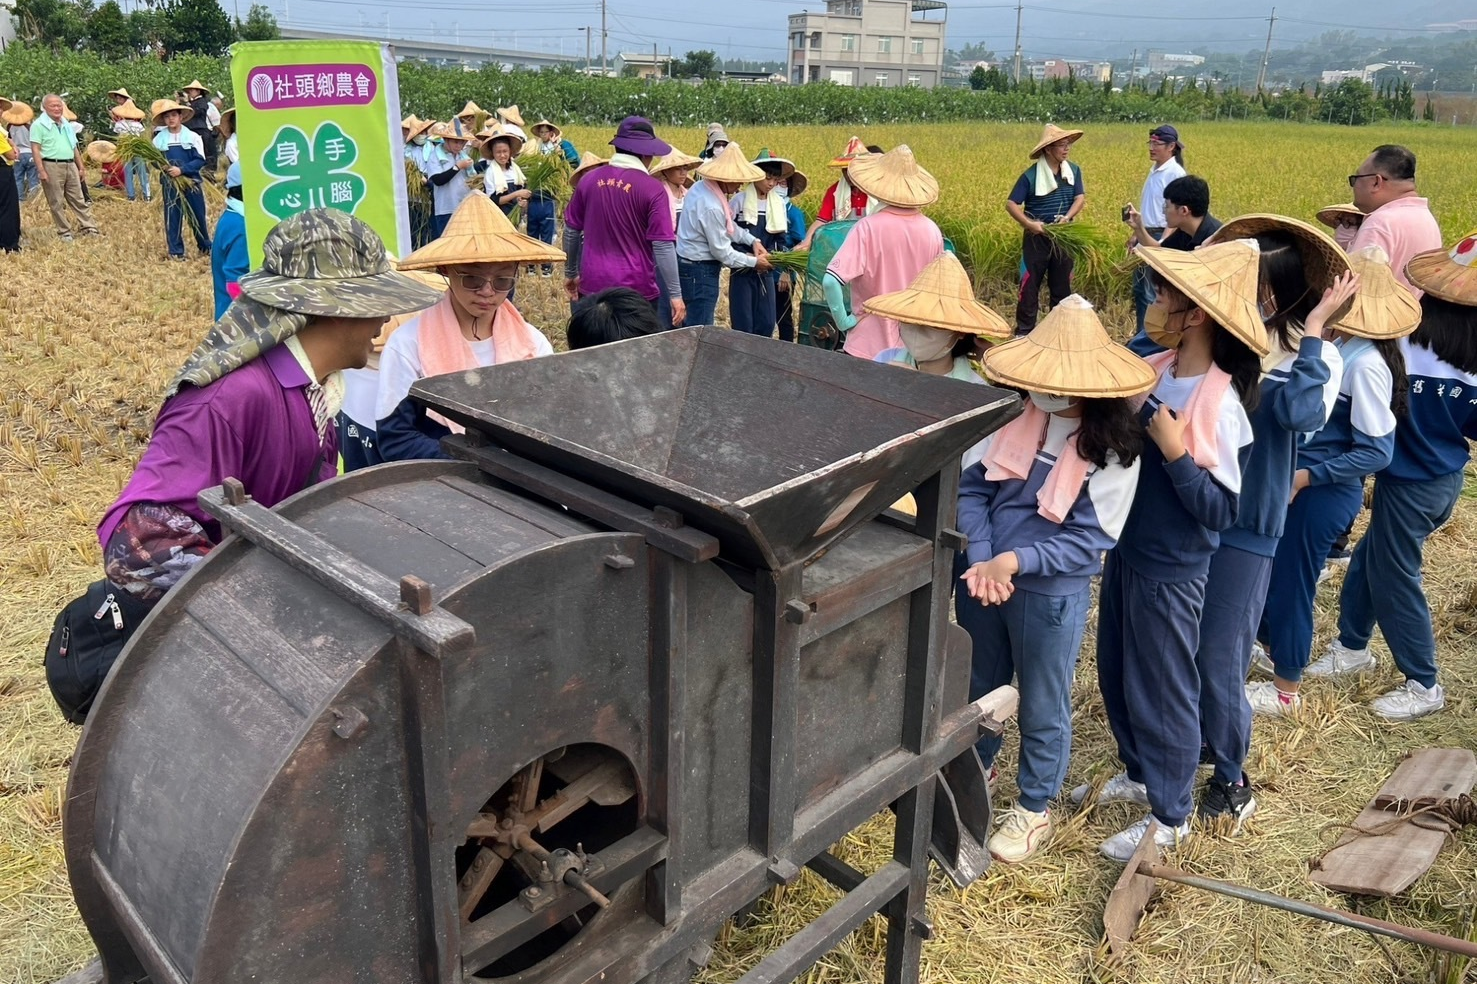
[981,401,1092,525]
[417,292,543,433]
[1133,350,1232,470]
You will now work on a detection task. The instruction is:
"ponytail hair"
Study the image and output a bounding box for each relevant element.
[1212,327,1263,414]
[1075,397,1143,468]
[1372,337,1409,418]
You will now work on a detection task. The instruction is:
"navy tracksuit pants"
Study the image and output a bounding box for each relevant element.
[1197,544,1272,786]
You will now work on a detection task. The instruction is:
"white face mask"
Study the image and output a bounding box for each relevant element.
[1028,392,1074,414]
[411,135,427,146]
[900,324,958,364]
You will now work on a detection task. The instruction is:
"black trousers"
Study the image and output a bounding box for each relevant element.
[0,164,18,251]
[1015,230,1074,335]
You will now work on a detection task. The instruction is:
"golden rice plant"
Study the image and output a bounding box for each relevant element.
[520,152,572,203]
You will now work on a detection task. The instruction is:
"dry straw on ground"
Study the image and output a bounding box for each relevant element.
[3,123,1476,984]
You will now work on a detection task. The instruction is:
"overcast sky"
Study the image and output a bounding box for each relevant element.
[261,0,1468,63]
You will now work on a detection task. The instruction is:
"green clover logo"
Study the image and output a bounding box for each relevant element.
[260,121,368,221]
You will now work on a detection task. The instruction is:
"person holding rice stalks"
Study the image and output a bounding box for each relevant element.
[478,126,530,219]
[1317,203,1364,250]
[956,294,1153,863]
[151,98,212,260]
[1168,217,1349,824]
[98,209,442,606]
[796,136,881,251]
[1303,235,1477,720]
[1007,124,1086,336]
[824,144,944,360]
[110,99,150,202]
[676,143,771,328]
[375,194,563,462]
[404,116,436,249]
[1252,246,1415,715]
[425,121,475,239]
[31,93,99,241]
[212,163,250,321]
[727,149,797,338]
[774,165,809,343]
[1087,239,1263,862]
[527,119,578,274]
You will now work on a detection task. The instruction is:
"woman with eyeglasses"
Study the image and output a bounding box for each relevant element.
[374,195,565,463]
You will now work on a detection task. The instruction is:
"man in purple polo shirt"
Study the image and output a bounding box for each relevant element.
[562,116,686,327]
[97,208,441,605]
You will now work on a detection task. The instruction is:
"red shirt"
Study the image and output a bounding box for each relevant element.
[817,181,870,222]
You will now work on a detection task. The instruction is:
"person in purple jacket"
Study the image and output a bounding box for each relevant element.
[958,295,1155,863]
[97,209,442,606]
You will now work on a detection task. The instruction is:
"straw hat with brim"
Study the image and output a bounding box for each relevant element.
[787,168,809,198]
[1316,203,1364,228]
[863,252,1012,341]
[497,105,526,128]
[477,126,524,157]
[456,100,484,120]
[430,122,468,143]
[62,104,77,122]
[571,152,606,185]
[2,100,32,125]
[750,149,796,181]
[846,144,939,208]
[696,143,766,184]
[983,294,1157,398]
[112,99,145,122]
[1329,246,1422,340]
[108,87,131,100]
[151,99,193,126]
[649,149,702,177]
[373,262,449,352]
[86,140,118,165]
[829,135,867,168]
[398,192,565,271]
[1406,233,1477,306]
[1029,124,1084,160]
[1138,240,1268,356]
[237,209,445,317]
[407,117,436,142]
[0,97,10,113]
[218,107,235,132]
[401,114,421,131]
[531,119,561,141]
[182,80,208,94]
[1206,213,1350,294]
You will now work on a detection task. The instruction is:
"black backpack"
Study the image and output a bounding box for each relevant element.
[44,581,155,725]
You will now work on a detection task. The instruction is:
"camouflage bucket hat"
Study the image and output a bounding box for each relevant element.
[239,208,445,317]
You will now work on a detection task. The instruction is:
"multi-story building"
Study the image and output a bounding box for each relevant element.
[788,0,948,89]
[1146,51,1205,76]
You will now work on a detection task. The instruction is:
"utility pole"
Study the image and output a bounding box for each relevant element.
[1129,48,1137,88]
[601,0,608,77]
[1012,0,1023,84]
[1255,6,1276,92]
[654,41,660,80]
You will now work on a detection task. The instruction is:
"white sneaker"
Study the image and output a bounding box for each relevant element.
[1317,564,1336,585]
[1099,814,1192,863]
[1370,679,1445,721]
[988,806,1052,863]
[1248,643,1276,678]
[1304,639,1376,678]
[1070,770,1149,807]
[1246,680,1301,717]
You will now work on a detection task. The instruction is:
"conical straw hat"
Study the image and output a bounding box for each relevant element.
[787,167,809,198]
[983,295,1157,398]
[531,118,561,140]
[649,149,702,177]
[455,100,484,119]
[2,101,34,125]
[397,193,565,270]
[476,125,524,156]
[571,152,606,185]
[406,117,436,142]
[401,113,421,130]
[107,87,131,99]
[182,79,208,93]
[112,99,145,121]
[1206,213,1350,293]
[85,140,118,164]
[829,135,866,168]
[1406,232,1477,306]
[497,104,525,127]
[0,97,9,113]
[1138,240,1268,356]
[151,98,193,126]
[1328,246,1422,340]
[1316,203,1363,229]
[373,261,449,352]
[750,148,795,181]
[429,122,467,142]
[863,253,1012,340]
[1029,124,1084,160]
[62,102,77,122]
[845,144,938,208]
[696,142,766,184]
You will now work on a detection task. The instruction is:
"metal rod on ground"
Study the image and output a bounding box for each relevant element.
[1144,864,1477,959]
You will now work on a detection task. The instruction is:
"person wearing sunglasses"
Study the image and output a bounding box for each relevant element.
[374,194,565,462]
[1346,145,1442,296]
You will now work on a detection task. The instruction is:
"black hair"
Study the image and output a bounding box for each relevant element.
[1410,294,1477,374]
[1151,272,1262,413]
[1076,398,1143,468]
[1372,337,1410,418]
[950,333,975,359]
[759,161,786,179]
[227,184,243,201]
[1369,144,1416,181]
[1163,175,1209,218]
[566,287,664,349]
[1254,230,1317,354]
[865,144,884,154]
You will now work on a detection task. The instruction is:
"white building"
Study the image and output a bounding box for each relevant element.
[0,0,17,51]
[1146,51,1204,75]
[788,0,948,89]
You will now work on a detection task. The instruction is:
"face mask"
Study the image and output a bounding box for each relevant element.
[1144,303,1184,349]
[900,324,958,364]
[775,185,790,201]
[1028,392,1074,414]
[411,135,427,146]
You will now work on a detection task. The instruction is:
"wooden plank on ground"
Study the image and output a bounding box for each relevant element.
[1310,748,1477,898]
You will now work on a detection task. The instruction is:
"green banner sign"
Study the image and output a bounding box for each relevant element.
[230,39,409,267]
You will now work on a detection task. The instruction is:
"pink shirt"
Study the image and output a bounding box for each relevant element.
[1349,196,1442,297]
[828,207,944,360]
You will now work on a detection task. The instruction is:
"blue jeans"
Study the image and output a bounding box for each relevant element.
[1132,252,1158,335]
[528,195,556,272]
[123,159,151,201]
[1196,544,1271,785]
[163,180,210,256]
[1336,472,1463,689]
[678,258,721,327]
[956,555,1090,814]
[14,155,39,199]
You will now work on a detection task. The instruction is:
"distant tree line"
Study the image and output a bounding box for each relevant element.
[9,0,278,61]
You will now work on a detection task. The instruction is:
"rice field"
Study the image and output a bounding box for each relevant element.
[3,121,1477,984]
